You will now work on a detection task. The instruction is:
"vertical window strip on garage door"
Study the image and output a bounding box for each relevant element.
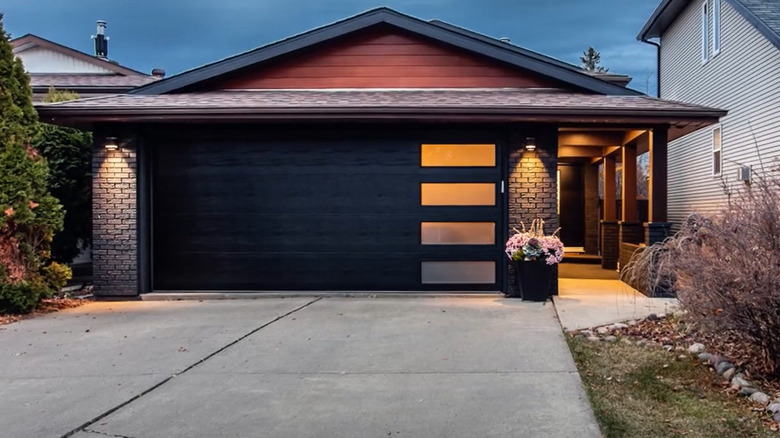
[419,144,499,285]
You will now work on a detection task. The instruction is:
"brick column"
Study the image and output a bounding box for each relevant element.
[645,222,673,245]
[507,127,558,296]
[600,220,619,270]
[619,221,644,245]
[92,134,138,297]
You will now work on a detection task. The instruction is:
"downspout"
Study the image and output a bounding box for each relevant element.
[640,38,661,98]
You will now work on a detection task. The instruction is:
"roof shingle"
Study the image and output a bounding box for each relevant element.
[39,88,720,113]
[29,74,160,89]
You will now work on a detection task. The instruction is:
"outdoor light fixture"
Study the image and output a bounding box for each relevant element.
[525,137,536,151]
[104,137,119,151]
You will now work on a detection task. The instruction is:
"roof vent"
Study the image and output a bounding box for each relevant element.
[93,20,109,60]
[151,68,166,78]
[499,37,511,43]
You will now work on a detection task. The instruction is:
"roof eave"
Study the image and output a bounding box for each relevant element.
[36,105,727,123]
[638,0,685,41]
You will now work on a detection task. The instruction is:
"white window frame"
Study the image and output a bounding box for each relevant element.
[701,1,709,63]
[713,0,721,56]
[712,125,722,176]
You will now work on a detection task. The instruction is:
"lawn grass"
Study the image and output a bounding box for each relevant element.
[567,335,776,438]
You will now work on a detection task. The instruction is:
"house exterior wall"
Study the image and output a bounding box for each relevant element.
[92,132,138,296]
[90,124,560,297]
[16,47,114,74]
[211,28,561,90]
[660,0,780,226]
[508,127,559,295]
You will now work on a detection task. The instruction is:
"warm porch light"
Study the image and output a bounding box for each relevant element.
[104,137,119,151]
[525,137,536,151]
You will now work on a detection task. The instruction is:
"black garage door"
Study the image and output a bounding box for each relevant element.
[152,134,504,292]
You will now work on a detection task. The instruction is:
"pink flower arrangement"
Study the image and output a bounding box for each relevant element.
[505,219,564,265]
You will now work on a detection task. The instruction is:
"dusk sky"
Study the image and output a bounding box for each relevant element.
[3,0,661,95]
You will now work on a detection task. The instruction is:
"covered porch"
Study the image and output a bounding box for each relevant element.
[554,124,698,281]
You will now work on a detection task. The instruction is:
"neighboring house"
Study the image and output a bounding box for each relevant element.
[38,8,724,297]
[639,0,780,227]
[11,21,160,101]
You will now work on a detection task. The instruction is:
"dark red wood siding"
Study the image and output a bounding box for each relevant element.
[211,28,560,89]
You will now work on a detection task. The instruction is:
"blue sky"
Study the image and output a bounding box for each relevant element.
[3,0,661,95]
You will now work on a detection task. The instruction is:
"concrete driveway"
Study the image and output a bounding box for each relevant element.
[0,297,599,438]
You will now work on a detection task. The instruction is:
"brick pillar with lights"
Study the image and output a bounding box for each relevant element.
[507,126,559,296]
[92,132,138,297]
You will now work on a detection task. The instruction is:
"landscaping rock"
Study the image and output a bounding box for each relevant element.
[709,355,727,366]
[636,339,647,347]
[603,335,618,343]
[677,354,688,361]
[750,392,770,405]
[586,336,601,342]
[732,375,751,388]
[740,387,758,396]
[580,330,593,338]
[766,403,780,414]
[657,313,667,319]
[688,343,705,354]
[715,361,735,375]
[596,327,609,335]
[722,367,736,380]
[698,352,713,362]
[663,345,674,352]
[774,412,780,424]
[646,313,659,321]
[611,323,629,330]
[621,338,633,345]
[627,320,638,326]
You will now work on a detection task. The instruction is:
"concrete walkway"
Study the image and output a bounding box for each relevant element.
[0,297,600,438]
[555,278,678,331]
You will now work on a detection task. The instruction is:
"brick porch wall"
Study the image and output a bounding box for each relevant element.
[507,128,559,296]
[92,137,138,296]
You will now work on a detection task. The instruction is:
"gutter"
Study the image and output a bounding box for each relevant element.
[640,39,662,98]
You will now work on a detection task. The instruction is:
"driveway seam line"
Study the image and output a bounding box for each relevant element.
[58,297,322,438]
[82,428,134,438]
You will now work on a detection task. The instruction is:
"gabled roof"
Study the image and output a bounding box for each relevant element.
[639,0,780,51]
[131,7,641,96]
[11,34,147,76]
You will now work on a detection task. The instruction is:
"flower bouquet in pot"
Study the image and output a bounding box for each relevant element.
[505,219,563,300]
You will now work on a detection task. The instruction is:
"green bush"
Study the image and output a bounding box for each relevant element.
[0,279,49,314]
[43,261,71,292]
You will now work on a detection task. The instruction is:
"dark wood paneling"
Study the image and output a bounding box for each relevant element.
[210,28,559,90]
[152,134,503,291]
[559,164,585,248]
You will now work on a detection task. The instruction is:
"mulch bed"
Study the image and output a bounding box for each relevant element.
[595,315,780,396]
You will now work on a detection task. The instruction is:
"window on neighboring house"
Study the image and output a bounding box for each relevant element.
[713,0,721,55]
[713,126,722,176]
[702,1,709,63]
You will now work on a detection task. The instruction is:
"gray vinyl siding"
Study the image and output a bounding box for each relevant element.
[660,0,780,227]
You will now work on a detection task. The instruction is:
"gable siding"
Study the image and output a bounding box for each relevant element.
[16,47,114,74]
[211,28,560,90]
[660,0,780,227]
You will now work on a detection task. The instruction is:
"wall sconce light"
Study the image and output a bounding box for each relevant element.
[525,137,536,151]
[104,137,119,151]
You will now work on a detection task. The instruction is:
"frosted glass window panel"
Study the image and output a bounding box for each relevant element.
[421,222,495,245]
[421,261,496,284]
[420,183,495,206]
[421,144,496,167]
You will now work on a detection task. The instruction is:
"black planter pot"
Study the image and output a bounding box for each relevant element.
[513,259,553,301]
